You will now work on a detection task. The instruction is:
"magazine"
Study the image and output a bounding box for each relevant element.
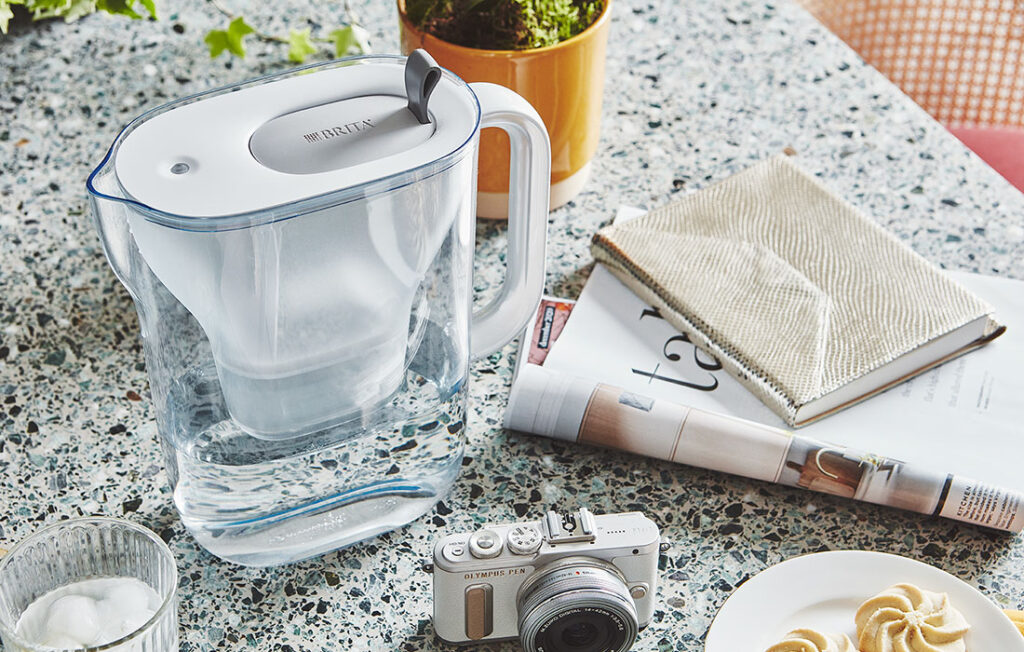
[506,208,1024,533]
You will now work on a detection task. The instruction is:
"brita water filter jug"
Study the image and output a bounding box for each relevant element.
[87,52,550,566]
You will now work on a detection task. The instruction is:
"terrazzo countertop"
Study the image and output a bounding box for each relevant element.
[3,0,1024,650]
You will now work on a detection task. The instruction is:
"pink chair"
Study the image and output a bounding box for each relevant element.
[798,0,1024,192]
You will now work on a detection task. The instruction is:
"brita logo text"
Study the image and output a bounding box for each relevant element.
[302,119,375,143]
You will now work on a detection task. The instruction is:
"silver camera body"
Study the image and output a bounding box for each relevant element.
[432,508,660,651]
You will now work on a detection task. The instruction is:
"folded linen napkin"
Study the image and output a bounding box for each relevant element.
[591,154,1002,426]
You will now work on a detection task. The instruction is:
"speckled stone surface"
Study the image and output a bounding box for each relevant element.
[2,0,1023,650]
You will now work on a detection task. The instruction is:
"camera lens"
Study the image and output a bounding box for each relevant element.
[517,557,639,652]
[562,621,598,646]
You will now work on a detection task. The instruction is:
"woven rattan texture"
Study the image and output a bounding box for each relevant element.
[798,0,1024,128]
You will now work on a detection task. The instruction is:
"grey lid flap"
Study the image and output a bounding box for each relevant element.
[250,95,436,175]
[405,49,441,125]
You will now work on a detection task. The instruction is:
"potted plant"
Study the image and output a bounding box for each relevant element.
[399,0,612,218]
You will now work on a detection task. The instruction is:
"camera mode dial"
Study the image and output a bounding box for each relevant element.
[507,525,542,555]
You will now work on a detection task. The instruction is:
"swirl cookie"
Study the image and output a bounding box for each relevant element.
[856,583,970,652]
[1005,610,1024,637]
[764,628,856,652]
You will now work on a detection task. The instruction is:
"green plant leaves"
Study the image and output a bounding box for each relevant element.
[25,0,66,21]
[405,0,603,50]
[30,0,93,20]
[63,0,101,22]
[287,27,316,63]
[96,0,144,19]
[0,0,154,34]
[204,15,253,58]
[0,2,15,34]
[328,24,370,58]
[2,0,370,65]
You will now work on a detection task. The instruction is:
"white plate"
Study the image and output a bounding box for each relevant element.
[705,550,1024,652]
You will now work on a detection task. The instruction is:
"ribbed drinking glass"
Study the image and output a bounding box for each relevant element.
[0,517,178,652]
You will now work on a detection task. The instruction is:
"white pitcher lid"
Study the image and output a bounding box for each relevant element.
[113,54,479,221]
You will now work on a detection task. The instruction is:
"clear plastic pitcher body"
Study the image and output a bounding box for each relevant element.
[91,153,476,566]
[125,165,462,437]
[88,55,550,566]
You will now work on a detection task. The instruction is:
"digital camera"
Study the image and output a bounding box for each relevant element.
[431,507,660,651]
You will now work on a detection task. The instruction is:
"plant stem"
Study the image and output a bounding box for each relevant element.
[343,0,359,25]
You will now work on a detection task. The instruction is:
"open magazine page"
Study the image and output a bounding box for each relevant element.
[506,208,1024,533]
[543,263,1024,495]
[543,264,783,424]
[541,208,1024,494]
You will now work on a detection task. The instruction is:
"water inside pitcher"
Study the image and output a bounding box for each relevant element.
[126,168,459,438]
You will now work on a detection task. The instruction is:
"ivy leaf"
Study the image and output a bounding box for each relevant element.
[24,0,68,19]
[28,0,91,20]
[204,29,229,58]
[19,0,95,22]
[205,15,253,59]
[329,24,370,58]
[223,15,253,56]
[1,0,149,34]
[63,0,100,22]
[287,27,316,63]
[0,1,15,34]
[138,0,155,19]
[95,0,142,19]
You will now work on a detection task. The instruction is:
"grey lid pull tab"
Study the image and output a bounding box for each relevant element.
[406,49,441,125]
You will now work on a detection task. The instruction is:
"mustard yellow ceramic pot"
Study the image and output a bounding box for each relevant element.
[399,0,612,218]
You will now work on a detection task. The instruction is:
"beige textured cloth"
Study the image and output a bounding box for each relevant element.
[592,155,999,426]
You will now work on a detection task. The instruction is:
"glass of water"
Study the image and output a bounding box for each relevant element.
[0,517,178,652]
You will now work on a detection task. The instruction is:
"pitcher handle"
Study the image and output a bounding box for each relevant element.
[469,82,551,359]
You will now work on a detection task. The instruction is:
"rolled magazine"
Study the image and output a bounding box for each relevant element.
[505,302,1024,533]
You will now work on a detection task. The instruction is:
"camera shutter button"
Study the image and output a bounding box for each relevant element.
[507,525,542,555]
[468,529,503,559]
